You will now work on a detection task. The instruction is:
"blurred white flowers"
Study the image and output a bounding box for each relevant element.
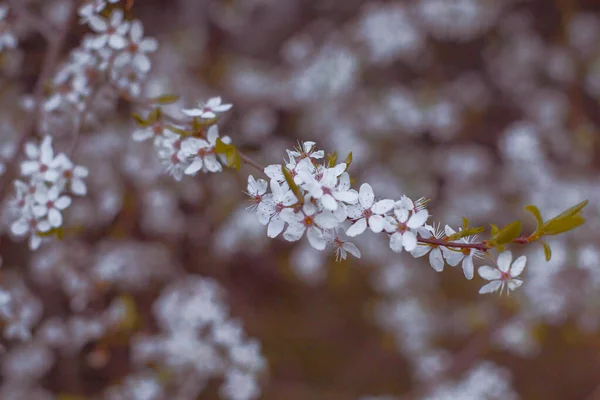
[10,136,87,250]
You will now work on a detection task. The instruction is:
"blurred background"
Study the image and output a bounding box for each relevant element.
[2,0,600,398]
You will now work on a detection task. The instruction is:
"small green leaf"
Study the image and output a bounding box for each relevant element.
[343,152,353,170]
[282,166,303,203]
[552,200,589,220]
[326,152,338,168]
[490,223,499,238]
[543,242,552,261]
[542,215,585,235]
[215,138,241,169]
[37,227,64,239]
[166,125,189,136]
[132,112,148,126]
[491,220,521,245]
[447,226,485,241]
[525,204,544,229]
[150,94,180,104]
[462,217,470,229]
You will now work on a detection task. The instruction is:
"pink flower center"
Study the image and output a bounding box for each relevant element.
[46,200,55,209]
[40,164,49,173]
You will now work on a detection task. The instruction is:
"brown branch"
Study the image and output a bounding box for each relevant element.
[416,235,533,252]
[0,2,76,208]
[417,235,490,251]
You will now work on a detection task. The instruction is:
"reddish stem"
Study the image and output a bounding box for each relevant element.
[417,235,534,251]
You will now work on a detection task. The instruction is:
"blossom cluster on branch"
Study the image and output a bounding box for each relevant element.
[0,0,595,398]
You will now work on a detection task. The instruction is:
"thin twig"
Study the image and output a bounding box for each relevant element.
[0,3,76,208]
[417,235,533,252]
[238,150,265,172]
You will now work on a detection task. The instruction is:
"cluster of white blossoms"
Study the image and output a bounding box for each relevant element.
[243,141,527,295]
[45,1,158,115]
[134,277,266,400]
[10,136,88,250]
[132,97,234,181]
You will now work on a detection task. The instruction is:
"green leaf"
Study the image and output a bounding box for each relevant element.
[166,125,189,136]
[215,138,241,170]
[37,227,64,239]
[149,94,180,104]
[552,200,589,220]
[462,217,470,229]
[282,166,303,203]
[343,152,353,170]
[490,223,499,238]
[543,242,552,261]
[326,152,338,168]
[542,215,585,235]
[491,220,522,245]
[132,112,148,126]
[447,226,485,241]
[525,204,544,230]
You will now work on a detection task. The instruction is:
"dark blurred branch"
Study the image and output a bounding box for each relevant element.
[9,0,58,41]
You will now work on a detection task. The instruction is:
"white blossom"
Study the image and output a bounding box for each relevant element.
[179,125,223,175]
[182,97,233,119]
[281,197,338,250]
[257,179,297,238]
[114,20,158,73]
[478,251,526,295]
[386,202,429,253]
[32,185,72,228]
[346,183,394,236]
[89,9,130,50]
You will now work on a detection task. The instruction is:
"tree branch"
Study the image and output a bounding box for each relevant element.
[8,0,58,42]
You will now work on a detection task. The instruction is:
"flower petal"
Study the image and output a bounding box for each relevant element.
[267,217,285,238]
[411,244,430,258]
[478,266,502,281]
[372,199,394,214]
[48,209,63,227]
[358,183,374,208]
[402,231,417,251]
[510,255,527,277]
[479,280,502,294]
[343,242,361,259]
[407,209,429,229]
[496,250,512,273]
[429,248,445,272]
[389,233,404,253]
[307,227,326,250]
[507,279,523,291]
[368,214,385,233]
[462,256,474,280]
[346,218,367,237]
